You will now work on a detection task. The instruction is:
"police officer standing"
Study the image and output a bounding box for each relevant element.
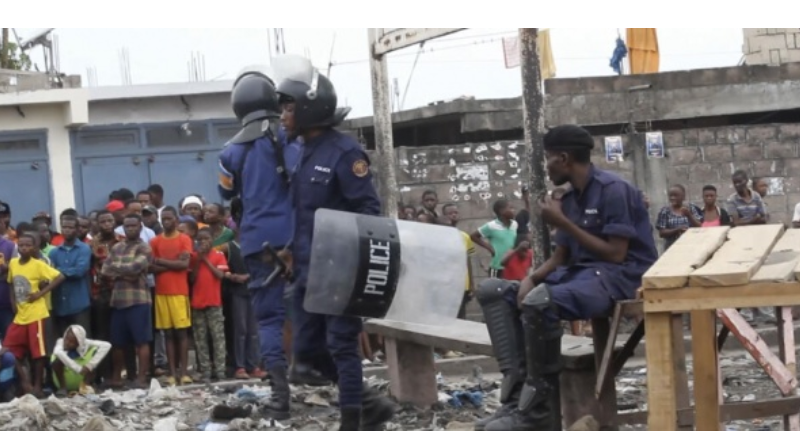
[475,125,658,431]
[217,66,299,420]
[275,58,395,431]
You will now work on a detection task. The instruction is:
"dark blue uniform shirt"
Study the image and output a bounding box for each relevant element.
[218,131,301,257]
[553,165,657,299]
[291,129,381,269]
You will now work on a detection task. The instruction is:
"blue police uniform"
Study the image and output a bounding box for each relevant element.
[218,132,300,371]
[291,129,381,409]
[503,165,658,321]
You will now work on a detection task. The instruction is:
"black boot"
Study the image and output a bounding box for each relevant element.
[485,283,562,431]
[360,384,395,431]
[289,362,332,387]
[260,366,291,420]
[474,279,527,431]
[340,407,362,431]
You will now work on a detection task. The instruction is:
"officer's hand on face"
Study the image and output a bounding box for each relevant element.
[537,196,567,228]
[517,276,535,308]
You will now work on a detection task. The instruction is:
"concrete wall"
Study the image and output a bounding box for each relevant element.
[544,63,800,126]
[88,93,231,126]
[744,29,800,66]
[589,123,800,226]
[370,140,528,274]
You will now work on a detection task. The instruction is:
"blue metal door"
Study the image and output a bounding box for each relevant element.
[147,151,221,207]
[0,160,52,225]
[76,156,150,213]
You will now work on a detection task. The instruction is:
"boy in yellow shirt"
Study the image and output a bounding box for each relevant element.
[0,233,64,397]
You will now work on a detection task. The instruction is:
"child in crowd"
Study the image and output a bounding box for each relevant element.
[2,233,65,397]
[190,228,228,381]
[223,228,266,379]
[471,199,518,279]
[500,238,533,282]
[51,325,111,396]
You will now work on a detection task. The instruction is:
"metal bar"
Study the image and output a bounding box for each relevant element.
[518,28,551,267]
[718,308,797,395]
[374,28,465,55]
[367,28,400,218]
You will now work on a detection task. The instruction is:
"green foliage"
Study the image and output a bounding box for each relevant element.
[1,41,32,71]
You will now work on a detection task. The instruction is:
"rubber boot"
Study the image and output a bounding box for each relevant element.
[340,407,362,431]
[260,366,291,420]
[360,384,395,431]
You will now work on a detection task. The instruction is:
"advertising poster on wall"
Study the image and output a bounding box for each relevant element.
[646,131,665,159]
[604,136,624,163]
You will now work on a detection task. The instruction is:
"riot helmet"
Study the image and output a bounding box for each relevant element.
[227,65,280,145]
[231,68,280,126]
[273,54,346,132]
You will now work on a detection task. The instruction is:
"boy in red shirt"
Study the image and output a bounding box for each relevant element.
[190,228,228,381]
[500,238,533,281]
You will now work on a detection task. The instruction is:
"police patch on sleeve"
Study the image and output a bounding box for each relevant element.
[352,160,369,178]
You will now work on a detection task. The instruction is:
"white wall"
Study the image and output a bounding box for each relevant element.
[88,93,232,126]
[0,89,89,222]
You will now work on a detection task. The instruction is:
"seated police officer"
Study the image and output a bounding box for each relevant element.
[475,125,658,431]
[218,65,299,420]
[274,56,395,431]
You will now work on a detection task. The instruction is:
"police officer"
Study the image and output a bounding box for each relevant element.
[275,62,395,431]
[217,66,299,420]
[475,125,658,431]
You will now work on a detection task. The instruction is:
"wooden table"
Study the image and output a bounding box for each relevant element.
[642,224,800,431]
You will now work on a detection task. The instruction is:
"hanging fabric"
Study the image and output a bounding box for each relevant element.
[626,28,660,74]
[538,29,556,80]
[609,37,628,75]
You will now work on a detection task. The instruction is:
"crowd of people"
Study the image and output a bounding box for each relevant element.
[0,184,267,399]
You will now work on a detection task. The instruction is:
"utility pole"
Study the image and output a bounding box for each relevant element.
[367,28,465,218]
[519,28,551,268]
[367,28,400,218]
[0,28,9,69]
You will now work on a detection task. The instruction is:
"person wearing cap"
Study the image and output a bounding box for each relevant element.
[180,196,208,229]
[105,200,126,227]
[142,205,163,235]
[475,125,658,431]
[114,200,156,244]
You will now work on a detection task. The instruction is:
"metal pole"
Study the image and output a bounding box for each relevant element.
[368,28,399,219]
[519,28,551,268]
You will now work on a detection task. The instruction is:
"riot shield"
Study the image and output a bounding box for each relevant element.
[305,209,467,325]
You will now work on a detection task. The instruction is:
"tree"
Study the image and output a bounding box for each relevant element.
[1,30,32,71]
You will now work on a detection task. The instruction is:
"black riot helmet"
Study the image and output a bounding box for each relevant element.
[276,71,340,131]
[231,70,280,127]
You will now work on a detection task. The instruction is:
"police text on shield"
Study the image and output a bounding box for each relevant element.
[364,239,391,296]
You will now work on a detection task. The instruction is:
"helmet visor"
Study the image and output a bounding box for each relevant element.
[273,54,320,99]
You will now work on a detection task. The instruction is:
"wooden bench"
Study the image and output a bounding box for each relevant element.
[364,316,636,428]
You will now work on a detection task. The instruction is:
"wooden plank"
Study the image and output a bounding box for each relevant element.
[644,282,800,313]
[363,319,624,370]
[672,315,693,431]
[616,395,800,426]
[754,229,800,282]
[718,309,797,395]
[645,312,678,431]
[690,224,784,287]
[643,226,730,289]
[776,307,800,431]
[691,310,722,431]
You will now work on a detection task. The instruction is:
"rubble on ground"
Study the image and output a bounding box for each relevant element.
[0,352,788,431]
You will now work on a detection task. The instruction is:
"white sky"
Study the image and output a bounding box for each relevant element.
[14,28,744,118]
